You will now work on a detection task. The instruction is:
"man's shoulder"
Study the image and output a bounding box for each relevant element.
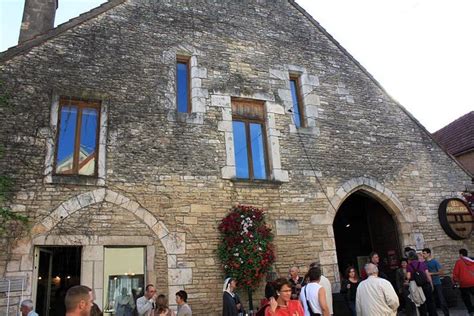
[136,296,146,302]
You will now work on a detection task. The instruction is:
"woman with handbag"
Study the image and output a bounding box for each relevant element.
[406,251,436,316]
[340,266,360,316]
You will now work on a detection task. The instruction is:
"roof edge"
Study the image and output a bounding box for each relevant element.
[288,0,472,180]
[0,0,127,62]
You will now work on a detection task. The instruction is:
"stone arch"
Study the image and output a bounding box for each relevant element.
[319,177,412,290]
[30,188,184,254]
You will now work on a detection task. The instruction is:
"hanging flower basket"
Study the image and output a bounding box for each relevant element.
[217,204,275,291]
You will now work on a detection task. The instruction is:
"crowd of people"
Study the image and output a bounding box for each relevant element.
[17,248,473,316]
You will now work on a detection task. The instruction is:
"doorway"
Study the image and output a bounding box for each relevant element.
[333,191,401,282]
[34,246,82,316]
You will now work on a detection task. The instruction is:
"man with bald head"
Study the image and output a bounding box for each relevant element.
[356,263,399,316]
[288,266,304,299]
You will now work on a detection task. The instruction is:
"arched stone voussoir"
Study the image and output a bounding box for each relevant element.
[32,189,172,243]
[326,177,407,224]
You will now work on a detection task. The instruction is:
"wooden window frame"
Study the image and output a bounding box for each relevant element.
[232,99,270,180]
[53,97,101,177]
[176,56,192,113]
[289,75,305,128]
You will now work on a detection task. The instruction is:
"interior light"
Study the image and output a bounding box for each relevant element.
[55,276,61,280]
[67,276,71,279]
[345,223,351,228]
[38,276,42,280]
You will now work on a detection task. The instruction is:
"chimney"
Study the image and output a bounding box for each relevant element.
[19,0,58,43]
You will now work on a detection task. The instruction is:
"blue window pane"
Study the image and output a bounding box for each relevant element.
[290,79,302,128]
[250,123,267,179]
[177,62,189,113]
[233,121,249,179]
[56,106,78,174]
[79,108,99,175]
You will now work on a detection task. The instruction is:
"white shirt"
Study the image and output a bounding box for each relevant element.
[318,275,333,315]
[27,311,39,316]
[356,275,399,316]
[136,296,155,316]
[300,282,322,316]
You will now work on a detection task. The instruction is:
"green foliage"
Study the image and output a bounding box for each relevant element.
[217,205,275,291]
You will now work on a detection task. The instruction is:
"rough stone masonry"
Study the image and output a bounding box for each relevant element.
[0,0,472,315]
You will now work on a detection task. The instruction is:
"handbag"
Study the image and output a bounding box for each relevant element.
[304,285,319,316]
[412,261,428,286]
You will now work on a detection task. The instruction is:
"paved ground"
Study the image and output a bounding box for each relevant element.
[397,307,471,316]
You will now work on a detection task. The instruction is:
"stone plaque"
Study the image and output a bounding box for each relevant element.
[438,198,473,240]
[275,219,299,236]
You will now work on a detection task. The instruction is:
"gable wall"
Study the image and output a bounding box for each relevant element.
[0,0,471,314]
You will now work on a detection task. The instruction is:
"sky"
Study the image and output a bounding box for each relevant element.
[1,0,473,133]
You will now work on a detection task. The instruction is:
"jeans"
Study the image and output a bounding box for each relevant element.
[433,284,449,316]
[460,286,474,313]
[422,283,438,316]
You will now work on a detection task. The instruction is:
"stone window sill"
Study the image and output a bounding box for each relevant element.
[230,178,283,188]
[49,175,105,186]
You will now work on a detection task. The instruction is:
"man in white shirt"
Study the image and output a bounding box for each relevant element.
[356,263,399,316]
[20,299,39,316]
[136,284,158,316]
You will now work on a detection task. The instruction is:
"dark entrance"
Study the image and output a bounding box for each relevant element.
[333,191,401,281]
[35,246,82,316]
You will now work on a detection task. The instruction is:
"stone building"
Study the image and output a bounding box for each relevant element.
[0,0,472,315]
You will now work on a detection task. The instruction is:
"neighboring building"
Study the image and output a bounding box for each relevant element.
[0,1,472,315]
[432,111,474,176]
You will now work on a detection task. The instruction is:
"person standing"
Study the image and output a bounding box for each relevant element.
[406,251,436,316]
[265,278,304,316]
[223,277,239,316]
[136,284,158,316]
[422,248,449,316]
[309,262,333,315]
[361,252,388,280]
[300,266,330,316]
[340,266,360,316]
[115,287,136,316]
[356,263,399,316]
[175,290,192,316]
[289,266,305,300]
[20,299,39,316]
[64,285,94,316]
[453,248,474,315]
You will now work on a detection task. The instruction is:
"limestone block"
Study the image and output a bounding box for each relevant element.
[221,166,236,179]
[151,221,169,239]
[12,238,31,255]
[273,169,289,182]
[50,205,69,223]
[211,95,231,107]
[104,190,119,204]
[77,191,95,208]
[323,238,336,250]
[82,246,103,261]
[218,120,232,132]
[304,74,319,87]
[311,213,333,225]
[190,204,211,213]
[168,285,183,303]
[192,97,207,113]
[319,251,337,265]
[205,258,215,265]
[221,107,232,121]
[115,193,130,206]
[191,87,208,99]
[417,215,427,222]
[168,268,192,285]
[81,261,93,287]
[7,260,20,272]
[269,69,288,80]
[162,232,186,254]
[167,255,177,268]
[275,219,299,236]
[287,64,305,73]
[277,89,292,102]
[191,78,201,88]
[93,261,104,289]
[304,94,320,107]
[92,188,106,203]
[191,66,207,79]
[61,197,81,214]
[305,105,319,118]
[183,216,197,225]
[142,210,158,228]
[266,102,285,114]
[327,226,334,238]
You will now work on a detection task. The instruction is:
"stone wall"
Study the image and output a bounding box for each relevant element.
[0,0,472,315]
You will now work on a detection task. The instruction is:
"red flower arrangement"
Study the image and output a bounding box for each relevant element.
[217,205,275,291]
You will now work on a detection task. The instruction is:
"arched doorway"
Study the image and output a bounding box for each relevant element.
[333,191,401,281]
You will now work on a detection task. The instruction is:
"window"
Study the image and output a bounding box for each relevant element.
[54,97,100,176]
[232,100,269,180]
[289,75,305,127]
[176,56,191,113]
